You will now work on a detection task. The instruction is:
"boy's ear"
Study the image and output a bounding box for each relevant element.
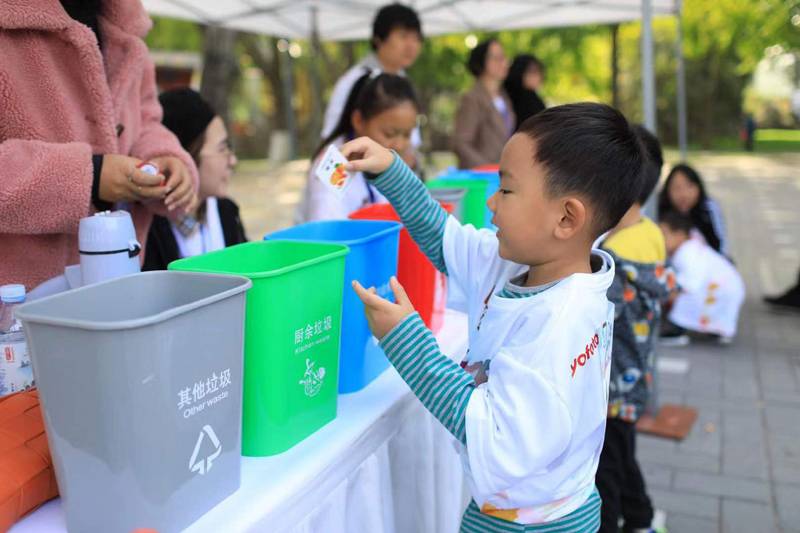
[554,197,588,240]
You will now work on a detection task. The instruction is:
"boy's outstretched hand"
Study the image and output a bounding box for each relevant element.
[352,276,416,340]
[341,137,395,175]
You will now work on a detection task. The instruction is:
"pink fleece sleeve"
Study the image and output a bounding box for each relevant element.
[0,139,92,234]
[128,53,199,192]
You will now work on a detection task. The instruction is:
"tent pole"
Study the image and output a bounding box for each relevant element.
[611,23,620,109]
[641,0,657,132]
[641,0,658,219]
[309,5,323,147]
[675,0,688,160]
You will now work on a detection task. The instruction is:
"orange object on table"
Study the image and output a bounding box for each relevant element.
[0,390,59,533]
[350,203,452,333]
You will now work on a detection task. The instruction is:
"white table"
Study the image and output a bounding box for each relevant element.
[13,310,471,533]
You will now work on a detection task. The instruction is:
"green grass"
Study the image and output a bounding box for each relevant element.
[755,129,800,142]
[669,129,800,154]
[752,129,800,152]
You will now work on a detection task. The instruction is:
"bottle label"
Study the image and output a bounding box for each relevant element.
[0,340,34,396]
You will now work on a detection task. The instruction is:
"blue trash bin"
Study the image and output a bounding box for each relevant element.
[265,220,402,393]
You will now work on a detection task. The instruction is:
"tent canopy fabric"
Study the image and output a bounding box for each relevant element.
[142,0,677,40]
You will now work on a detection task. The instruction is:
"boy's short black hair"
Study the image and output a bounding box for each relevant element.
[371,3,422,51]
[633,124,663,205]
[659,210,694,235]
[517,103,645,237]
[467,39,497,77]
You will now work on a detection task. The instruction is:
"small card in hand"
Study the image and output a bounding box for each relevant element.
[315,144,351,194]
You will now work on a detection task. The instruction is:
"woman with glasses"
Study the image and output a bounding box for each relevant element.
[143,88,247,270]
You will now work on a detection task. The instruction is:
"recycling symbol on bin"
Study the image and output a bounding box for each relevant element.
[189,425,222,476]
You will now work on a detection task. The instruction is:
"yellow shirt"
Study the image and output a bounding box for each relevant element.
[602,217,666,264]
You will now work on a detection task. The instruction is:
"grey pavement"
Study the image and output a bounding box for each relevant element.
[227,151,800,533]
[637,152,800,533]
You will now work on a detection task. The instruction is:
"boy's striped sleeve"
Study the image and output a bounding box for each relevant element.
[380,312,475,444]
[372,155,449,273]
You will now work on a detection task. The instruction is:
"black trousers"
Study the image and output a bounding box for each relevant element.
[596,418,654,533]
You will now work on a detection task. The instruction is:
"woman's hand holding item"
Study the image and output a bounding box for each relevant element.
[151,155,195,213]
[98,154,166,204]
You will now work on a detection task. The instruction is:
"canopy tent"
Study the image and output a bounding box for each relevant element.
[142,0,676,41]
[141,0,689,163]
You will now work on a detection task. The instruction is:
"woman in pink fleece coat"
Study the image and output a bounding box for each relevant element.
[0,0,199,290]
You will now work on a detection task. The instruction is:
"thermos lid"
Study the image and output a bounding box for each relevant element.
[79,210,138,254]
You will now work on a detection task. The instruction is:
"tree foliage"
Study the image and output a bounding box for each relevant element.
[145,0,800,156]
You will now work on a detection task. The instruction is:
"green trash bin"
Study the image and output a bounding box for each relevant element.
[426,178,489,229]
[170,241,349,456]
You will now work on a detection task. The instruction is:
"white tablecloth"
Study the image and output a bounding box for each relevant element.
[12,310,471,533]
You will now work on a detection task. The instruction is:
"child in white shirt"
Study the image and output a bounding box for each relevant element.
[660,211,745,341]
[295,73,418,223]
[345,103,648,532]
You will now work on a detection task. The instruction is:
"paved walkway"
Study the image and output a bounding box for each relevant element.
[227,151,800,533]
[637,152,800,533]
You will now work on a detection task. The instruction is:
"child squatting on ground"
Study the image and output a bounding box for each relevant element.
[659,211,745,343]
[344,103,646,532]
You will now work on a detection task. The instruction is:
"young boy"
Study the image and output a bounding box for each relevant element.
[595,126,675,533]
[659,211,745,342]
[344,103,646,532]
[322,3,423,141]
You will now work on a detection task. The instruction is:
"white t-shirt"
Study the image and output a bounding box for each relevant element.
[170,197,226,258]
[493,95,508,114]
[442,217,615,522]
[493,96,513,137]
[295,138,387,224]
[669,238,745,337]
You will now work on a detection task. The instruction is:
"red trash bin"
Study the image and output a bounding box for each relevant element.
[349,203,451,333]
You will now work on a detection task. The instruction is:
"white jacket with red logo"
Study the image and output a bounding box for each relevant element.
[443,217,615,523]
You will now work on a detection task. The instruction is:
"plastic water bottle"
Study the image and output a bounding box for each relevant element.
[0,284,34,397]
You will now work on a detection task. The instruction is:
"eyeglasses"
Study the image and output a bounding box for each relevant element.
[200,138,234,159]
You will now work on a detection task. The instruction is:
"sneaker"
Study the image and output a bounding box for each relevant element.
[660,333,690,347]
[718,335,734,346]
[651,509,668,533]
[660,322,690,347]
[764,286,800,311]
[625,509,667,533]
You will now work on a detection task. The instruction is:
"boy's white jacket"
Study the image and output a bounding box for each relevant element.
[669,237,744,337]
[443,217,615,521]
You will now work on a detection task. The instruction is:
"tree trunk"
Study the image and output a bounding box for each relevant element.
[343,42,357,69]
[308,11,324,149]
[199,25,238,124]
[243,36,287,130]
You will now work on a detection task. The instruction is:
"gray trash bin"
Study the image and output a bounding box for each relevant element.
[428,187,467,222]
[15,271,252,533]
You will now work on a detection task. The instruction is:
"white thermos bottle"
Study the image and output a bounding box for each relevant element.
[78,210,142,286]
